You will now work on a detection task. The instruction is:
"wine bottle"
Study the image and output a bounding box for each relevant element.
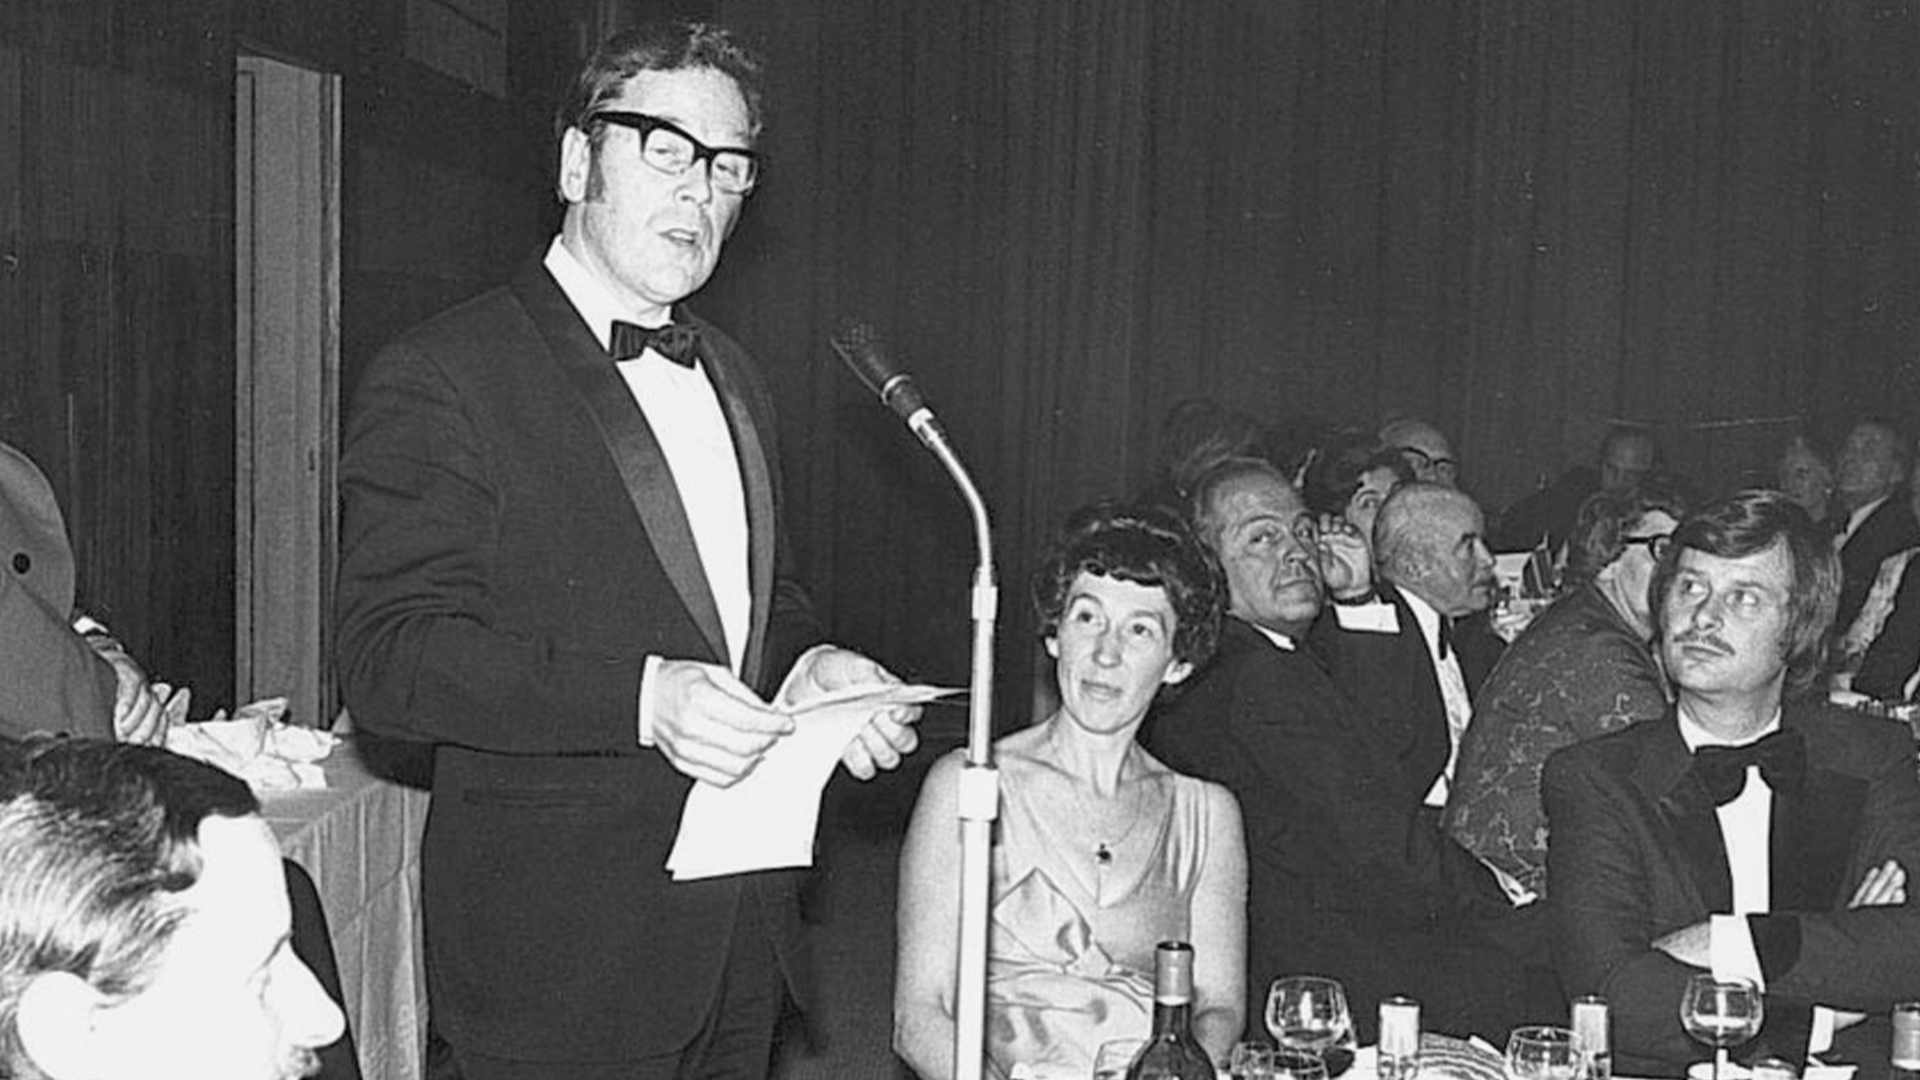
[1892,1002,1920,1080]
[1125,941,1216,1080]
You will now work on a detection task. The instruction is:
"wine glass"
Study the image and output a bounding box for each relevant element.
[1265,976,1354,1074]
[1680,974,1764,1080]
[1505,1026,1585,1080]
[1092,1038,1147,1080]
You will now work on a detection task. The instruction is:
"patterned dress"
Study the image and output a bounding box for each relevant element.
[1444,583,1668,896]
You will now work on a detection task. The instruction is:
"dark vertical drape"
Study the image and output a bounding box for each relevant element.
[699,0,1920,723]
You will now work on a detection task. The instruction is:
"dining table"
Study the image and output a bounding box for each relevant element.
[261,736,432,1080]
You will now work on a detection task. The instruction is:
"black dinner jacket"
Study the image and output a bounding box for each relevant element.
[1544,701,1920,1077]
[1837,496,1920,636]
[336,258,822,1063]
[1145,617,1523,1040]
[1308,583,1503,804]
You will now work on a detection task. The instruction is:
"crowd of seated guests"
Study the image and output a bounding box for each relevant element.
[906,400,1920,1078]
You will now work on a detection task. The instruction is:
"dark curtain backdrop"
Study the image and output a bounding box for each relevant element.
[689,0,1920,724]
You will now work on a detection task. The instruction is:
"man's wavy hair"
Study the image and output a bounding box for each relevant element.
[555,20,768,147]
[1032,501,1226,670]
[0,739,258,1078]
[1565,476,1692,587]
[1648,488,1840,694]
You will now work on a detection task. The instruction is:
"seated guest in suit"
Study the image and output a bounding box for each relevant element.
[1545,489,1920,1076]
[1311,482,1503,809]
[1777,435,1835,529]
[1147,459,1537,1042]
[1833,476,1920,702]
[0,737,345,1080]
[1491,425,1659,561]
[1831,419,1919,634]
[1,439,165,743]
[1447,479,1689,900]
[1379,416,1460,489]
[896,504,1247,1080]
[1301,430,1412,556]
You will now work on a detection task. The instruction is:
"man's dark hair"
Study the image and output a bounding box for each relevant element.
[1033,502,1226,669]
[556,20,768,144]
[0,739,259,1075]
[1648,488,1840,693]
[1565,476,1692,586]
[1300,430,1413,520]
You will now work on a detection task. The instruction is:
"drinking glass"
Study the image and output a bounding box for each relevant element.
[1264,976,1354,1075]
[1093,1038,1147,1080]
[1504,1026,1585,1080]
[1263,1048,1331,1080]
[1229,1043,1275,1080]
[1681,974,1764,1080]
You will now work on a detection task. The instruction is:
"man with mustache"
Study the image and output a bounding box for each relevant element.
[0,738,345,1080]
[1145,459,1538,1041]
[1311,482,1505,811]
[335,21,921,1079]
[1546,489,1920,1076]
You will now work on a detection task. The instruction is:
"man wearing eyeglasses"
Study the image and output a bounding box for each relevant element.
[1446,478,1689,902]
[336,21,921,1080]
[1379,416,1461,489]
[1545,490,1920,1076]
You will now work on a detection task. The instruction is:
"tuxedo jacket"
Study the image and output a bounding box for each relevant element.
[1837,497,1920,637]
[0,439,115,740]
[1145,617,1528,1039]
[1308,583,1504,804]
[335,259,822,1063]
[1544,702,1920,1075]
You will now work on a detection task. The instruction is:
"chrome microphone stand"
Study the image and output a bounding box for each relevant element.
[902,409,998,1080]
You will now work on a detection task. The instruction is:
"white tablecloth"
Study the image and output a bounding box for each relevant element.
[263,740,430,1080]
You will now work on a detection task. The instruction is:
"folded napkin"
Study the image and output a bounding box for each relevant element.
[163,697,338,792]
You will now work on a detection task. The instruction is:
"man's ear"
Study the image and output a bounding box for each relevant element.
[1161,659,1195,687]
[15,971,108,1080]
[557,126,593,205]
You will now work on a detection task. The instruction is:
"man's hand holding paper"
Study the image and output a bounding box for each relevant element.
[778,644,924,779]
[649,658,795,788]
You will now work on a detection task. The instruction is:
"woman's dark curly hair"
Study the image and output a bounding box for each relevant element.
[1300,429,1414,521]
[1032,501,1226,668]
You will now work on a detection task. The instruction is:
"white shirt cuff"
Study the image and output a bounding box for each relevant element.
[638,654,662,747]
[1709,913,1767,991]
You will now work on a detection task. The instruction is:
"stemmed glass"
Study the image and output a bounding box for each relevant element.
[1265,976,1355,1076]
[1505,1026,1584,1080]
[1681,974,1764,1080]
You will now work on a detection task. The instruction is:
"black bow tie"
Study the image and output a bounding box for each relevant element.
[609,320,700,367]
[1688,729,1807,806]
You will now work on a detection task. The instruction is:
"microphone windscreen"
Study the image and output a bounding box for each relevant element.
[829,319,895,398]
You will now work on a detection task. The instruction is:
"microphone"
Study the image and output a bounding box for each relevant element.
[830,320,932,427]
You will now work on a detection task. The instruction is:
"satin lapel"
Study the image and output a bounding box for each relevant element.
[695,332,775,686]
[1642,715,1736,914]
[1770,716,1865,911]
[515,266,729,665]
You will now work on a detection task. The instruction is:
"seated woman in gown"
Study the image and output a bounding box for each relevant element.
[894,503,1247,1080]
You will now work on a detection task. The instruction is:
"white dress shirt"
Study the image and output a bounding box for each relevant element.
[1403,590,1473,808]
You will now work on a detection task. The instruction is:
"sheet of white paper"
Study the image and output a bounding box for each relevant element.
[665,682,958,880]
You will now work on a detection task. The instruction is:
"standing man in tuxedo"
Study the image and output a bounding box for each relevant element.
[1,438,165,743]
[1312,482,1504,809]
[335,22,920,1080]
[1831,419,1918,634]
[1546,490,1920,1076]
